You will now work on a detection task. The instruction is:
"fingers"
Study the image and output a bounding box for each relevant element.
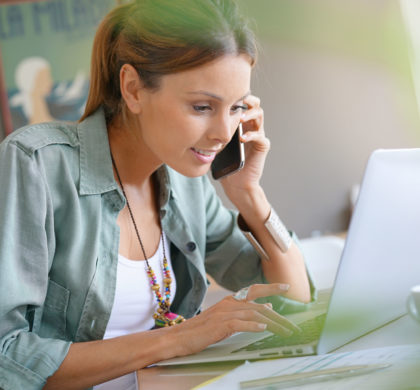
[240,94,269,155]
[234,309,294,337]
[242,95,264,132]
[222,302,300,336]
[244,94,261,112]
[227,283,301,335]
[241,131,270,154]
[241,106,264,132]
[257,304,302,334]
[175,287,301,355]
[226,318,268,333]
[246,283,290,301]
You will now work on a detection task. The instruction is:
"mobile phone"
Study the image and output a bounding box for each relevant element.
[211,123,245,180]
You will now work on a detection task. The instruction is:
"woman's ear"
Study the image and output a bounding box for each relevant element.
[120,64,142,114]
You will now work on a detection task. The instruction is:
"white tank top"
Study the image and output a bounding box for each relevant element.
[93,233,176,390]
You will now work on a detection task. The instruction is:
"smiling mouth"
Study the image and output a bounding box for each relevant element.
[191,147,219,157]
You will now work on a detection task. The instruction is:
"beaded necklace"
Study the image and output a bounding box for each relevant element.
[111,155,185,328]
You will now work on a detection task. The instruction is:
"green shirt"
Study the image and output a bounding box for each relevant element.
[0,108,315,389]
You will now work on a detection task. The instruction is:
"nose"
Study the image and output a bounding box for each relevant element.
[209,114,238,146]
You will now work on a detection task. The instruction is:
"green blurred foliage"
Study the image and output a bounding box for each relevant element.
[239,0,413,84]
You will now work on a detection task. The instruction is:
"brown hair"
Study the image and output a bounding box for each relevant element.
[80,0,257,124]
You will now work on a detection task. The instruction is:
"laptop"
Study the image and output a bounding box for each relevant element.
[158,148,420,365]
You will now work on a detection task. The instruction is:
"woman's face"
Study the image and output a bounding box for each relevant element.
[136,54,252,177]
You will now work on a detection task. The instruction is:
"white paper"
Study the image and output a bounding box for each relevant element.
[194,344,420,390]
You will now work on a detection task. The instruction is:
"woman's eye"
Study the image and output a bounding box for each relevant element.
[193,105,211,113]
[231,104,247,113]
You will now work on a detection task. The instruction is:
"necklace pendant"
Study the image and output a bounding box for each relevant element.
[154,311,185,327]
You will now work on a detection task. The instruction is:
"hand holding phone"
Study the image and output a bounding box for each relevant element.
[211,123,245,180]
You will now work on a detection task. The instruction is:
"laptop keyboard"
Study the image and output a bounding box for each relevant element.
[231,313,326,353]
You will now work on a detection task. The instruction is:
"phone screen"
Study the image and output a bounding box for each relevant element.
[211,123,245,180]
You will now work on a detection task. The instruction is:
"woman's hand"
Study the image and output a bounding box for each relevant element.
[220,94,269,197]
[167,283,301,357]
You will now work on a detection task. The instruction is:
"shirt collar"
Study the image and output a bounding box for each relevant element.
[77,108,119,195]
[155,164,174,211]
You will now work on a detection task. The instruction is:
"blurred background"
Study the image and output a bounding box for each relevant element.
[1,0,420,238]
[210,0,420,238]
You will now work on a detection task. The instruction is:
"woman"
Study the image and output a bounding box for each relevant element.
[0,1,314,389]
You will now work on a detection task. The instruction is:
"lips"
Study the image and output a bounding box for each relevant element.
[191,147,218,157]
[190,147,219,163]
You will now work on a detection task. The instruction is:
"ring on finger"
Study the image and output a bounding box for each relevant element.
[233,286,250,301]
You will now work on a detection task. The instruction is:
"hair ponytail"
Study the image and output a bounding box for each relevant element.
[80,4,131,122]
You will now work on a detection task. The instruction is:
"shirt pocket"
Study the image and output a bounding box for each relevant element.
[39,279,70,340]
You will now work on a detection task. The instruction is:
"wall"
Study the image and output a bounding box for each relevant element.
[212,0,420,238]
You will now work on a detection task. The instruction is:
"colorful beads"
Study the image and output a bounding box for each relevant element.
[144,245,185,327]
[154,311,186,328]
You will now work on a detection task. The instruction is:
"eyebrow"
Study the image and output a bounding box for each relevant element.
[186,90,251,102]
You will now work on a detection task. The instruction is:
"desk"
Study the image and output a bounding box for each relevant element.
[137,314,420,389]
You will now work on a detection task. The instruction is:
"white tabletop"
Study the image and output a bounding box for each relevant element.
[137,314,420,389]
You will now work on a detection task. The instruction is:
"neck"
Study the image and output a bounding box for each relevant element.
[108,118,162,190]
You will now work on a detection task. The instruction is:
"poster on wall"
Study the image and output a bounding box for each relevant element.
[0,0,116,137]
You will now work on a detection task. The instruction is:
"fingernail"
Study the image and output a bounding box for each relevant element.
[265,303,273,309]
[258,323,267,330]
[241,132,249,140]
[277,283,290,291]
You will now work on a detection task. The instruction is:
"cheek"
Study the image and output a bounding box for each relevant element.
[159,124,199,155]
[150,109,203,149]
[140,97,208,158]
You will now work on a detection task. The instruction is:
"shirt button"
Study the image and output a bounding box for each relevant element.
[186,242,196,252]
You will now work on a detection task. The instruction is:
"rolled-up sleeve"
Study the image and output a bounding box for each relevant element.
[202,174,316,313]
[0,140,71,389]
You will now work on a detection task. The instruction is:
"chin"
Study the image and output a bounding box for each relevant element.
[169,164,210,178]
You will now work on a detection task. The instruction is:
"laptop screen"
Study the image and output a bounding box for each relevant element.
[318,148,420,354]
